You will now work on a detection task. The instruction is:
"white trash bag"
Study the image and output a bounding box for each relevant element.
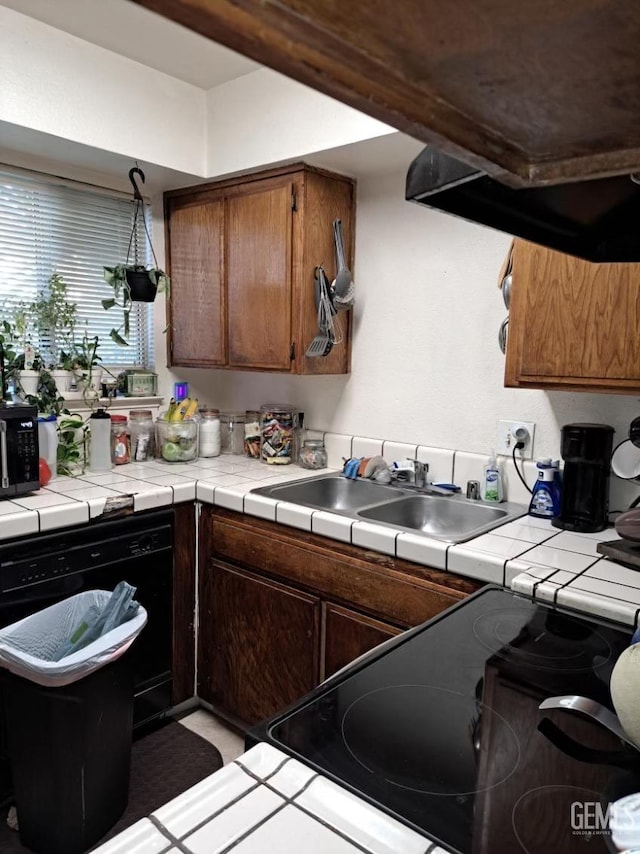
[0,586,147,688]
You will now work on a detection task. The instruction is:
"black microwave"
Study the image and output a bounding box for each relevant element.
[0,405,39,498]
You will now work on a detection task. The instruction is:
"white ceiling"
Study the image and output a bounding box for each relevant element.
[0,0,260,89]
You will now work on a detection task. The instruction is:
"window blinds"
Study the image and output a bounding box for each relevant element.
[0,167,154,367]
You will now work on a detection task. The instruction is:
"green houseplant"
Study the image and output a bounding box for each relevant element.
[102,264,169,346]
[32,273,79,399]
[102,165,169,346]
[0,309,41,398]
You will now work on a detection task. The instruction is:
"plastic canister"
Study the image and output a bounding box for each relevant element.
[37,415,58,481]
[89,409,112,472]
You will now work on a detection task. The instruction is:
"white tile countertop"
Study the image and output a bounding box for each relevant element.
[1,453,639,630]
[93,743,449,854]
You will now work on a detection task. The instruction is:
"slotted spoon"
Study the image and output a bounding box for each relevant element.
[306,267,335,357]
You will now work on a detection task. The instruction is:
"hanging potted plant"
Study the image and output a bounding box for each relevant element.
[102,166,169,345]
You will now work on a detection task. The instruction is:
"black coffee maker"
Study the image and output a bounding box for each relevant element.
[552,423,614,533]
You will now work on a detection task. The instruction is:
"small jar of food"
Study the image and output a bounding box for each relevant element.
[299,438,328,470]
[244,410,261,459]
[111,415,130,465]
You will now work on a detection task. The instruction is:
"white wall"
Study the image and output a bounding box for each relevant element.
[0,6,206,176]
[155,171,640,482]
[205,69,395,178]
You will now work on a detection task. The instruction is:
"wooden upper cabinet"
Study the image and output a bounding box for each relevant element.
[505,239,640,393]
[227,184,292,370]
[164,164,355,374]
[165,197,225,367]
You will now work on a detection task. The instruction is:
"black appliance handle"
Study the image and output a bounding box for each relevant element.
[0,421,8,489]
[538,717,640,770]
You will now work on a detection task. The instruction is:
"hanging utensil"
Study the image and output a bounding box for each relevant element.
[306,267,335,357]
[332,220,355,310]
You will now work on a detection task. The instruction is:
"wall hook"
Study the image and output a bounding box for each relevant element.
[128,166,145,200]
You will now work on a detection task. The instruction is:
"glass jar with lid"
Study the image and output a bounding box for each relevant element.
[199,407,221,458]
[220,412,246,455]
[259,404,296,465]
[155,417,199,463]
[244,410,261,459]
[299,438,328,470]
[129,409,155,462]
[111,415,130,465]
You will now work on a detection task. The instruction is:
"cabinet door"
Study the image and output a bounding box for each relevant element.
[226,184,293,370]
[200,560,320,726]
[166,198,226,367]
[505,239,640,392]
[322,603,402,681]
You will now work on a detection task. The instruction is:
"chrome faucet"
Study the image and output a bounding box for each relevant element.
[392,460,429,488]
[413,460,428,488]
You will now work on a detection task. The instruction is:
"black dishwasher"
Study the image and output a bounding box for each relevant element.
[0,509,174,805]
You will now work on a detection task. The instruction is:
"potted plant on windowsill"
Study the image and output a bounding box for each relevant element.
[31,272,79,398]
[0,310,41,398]
[102,165,170,345]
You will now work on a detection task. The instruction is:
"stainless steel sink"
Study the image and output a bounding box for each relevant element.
[253,475,404,511]
[357,494,511,541]
[251,472,527,543]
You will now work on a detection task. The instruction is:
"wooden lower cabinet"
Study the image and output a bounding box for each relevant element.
[199,560,320,726]
[322,603,401,681]
[199,507,482,729]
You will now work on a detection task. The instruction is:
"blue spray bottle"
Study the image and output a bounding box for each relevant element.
[528,458,561,519]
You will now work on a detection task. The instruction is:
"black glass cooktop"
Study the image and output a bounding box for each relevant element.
[256,587,637,854]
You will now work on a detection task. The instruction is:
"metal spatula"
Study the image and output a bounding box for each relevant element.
[306,267,334,357]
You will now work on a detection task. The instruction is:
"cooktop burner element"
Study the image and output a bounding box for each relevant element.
[512,786,606,854]
[342,684,521,796]
[257,587,633,854]
[472,608,613,672]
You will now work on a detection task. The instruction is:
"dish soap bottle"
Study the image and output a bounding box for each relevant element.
[528,458,560,518]
[482,451,503,502]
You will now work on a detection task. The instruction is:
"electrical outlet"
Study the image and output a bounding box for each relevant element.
[497,420,536,459]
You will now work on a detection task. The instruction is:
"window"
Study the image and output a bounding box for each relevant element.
[0,167,154,367]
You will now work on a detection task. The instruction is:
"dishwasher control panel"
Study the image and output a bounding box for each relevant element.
[0,512,173,592]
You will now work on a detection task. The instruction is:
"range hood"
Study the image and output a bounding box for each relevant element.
[406,146,640,263]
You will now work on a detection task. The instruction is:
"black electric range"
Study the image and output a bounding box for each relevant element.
[252,586,639,854]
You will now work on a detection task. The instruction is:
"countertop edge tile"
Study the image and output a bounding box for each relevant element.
[0,509,40,540]
[243,493,278,521]
[396,533,447,570]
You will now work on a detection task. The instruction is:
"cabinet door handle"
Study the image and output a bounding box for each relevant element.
[498,316,509,354]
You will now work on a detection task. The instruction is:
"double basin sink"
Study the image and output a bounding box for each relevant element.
[251,473,527,544]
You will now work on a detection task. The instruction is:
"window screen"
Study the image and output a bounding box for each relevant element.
[0,167,154,367]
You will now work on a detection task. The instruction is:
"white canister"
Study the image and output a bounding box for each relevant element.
[198,408,221,458]
[37,414,58,480]
[89,409,112,472]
